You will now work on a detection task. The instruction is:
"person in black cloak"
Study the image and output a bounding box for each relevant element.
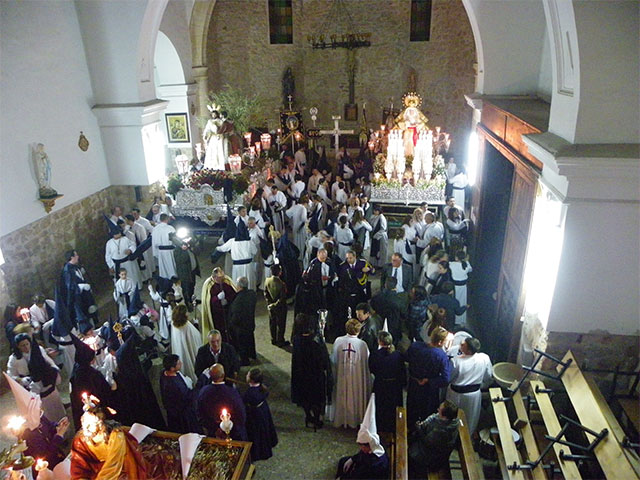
[58,249,97,333]
[113,331,166,430]
[291,314,332,431]
[69,333,113,431]
[242,368,278,461]
[276,232,301,299]
[293,274,322,319]
[159,354,200,434]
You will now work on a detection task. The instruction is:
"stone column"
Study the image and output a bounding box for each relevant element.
[192,66,209,120]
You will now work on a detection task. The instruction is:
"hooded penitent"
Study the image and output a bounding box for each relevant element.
[356,393,385,457]
[3,372,42,430]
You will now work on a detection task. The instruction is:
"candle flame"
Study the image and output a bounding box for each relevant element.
[35,458,49,471]
[7,415,25,433]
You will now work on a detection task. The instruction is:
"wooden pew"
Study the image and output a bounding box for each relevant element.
[558,352,639,479]
[511,388,546,480]
[489,387,525,480]
[395,406,409,480]
[457,409,484,480]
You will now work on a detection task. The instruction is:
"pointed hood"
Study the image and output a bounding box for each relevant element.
[52,286,73,337]
[127,287,143,317]
[357,393,385,457]
[3,372,41,430]
[71,333,95,365]
[382,318,389,333]
[235,217,250,241]
[222,205,236,242]
[104,214,122,237]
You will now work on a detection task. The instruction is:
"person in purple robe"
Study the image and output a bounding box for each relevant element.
[242,368,278,461]
[159,354,200,434]
[23,415,69,474]
[196,363,247,440]
[406,327,452,426]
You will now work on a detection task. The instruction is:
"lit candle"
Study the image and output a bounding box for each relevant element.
[35,458,54,480]
[380,125,385,132]
[260,133,272,150]
[219,408,233,436]
[244,132,252,147]
[254,142,261,155]
[7,416,26,436]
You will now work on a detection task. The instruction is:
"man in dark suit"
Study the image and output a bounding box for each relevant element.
[194,329,241,381]
[355,302,382,353]
[370,277,406,347]
[380,253,413,294]
[196,364,247,440]
[228,276,257,365]
[304,248,337,309]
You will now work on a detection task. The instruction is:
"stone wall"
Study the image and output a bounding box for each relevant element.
[206,0,476,158]
[0,184,157,369]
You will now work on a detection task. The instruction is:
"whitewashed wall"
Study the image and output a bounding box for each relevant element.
[0,0,110,236]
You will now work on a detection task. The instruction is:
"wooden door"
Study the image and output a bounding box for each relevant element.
[495,160,538,361]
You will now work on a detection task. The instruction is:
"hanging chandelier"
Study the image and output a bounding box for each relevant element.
[306,0,372,50]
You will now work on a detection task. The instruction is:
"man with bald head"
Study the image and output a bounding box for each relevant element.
[196,363,247,440]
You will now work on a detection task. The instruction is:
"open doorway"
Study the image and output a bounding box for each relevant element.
[469,141,514,360]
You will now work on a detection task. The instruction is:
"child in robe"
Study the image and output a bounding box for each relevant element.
[113,269,135,320]
[242,368,278,461]
[148,284,175,340]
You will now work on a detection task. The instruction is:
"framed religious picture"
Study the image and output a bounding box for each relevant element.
[165,113,190,143]
[344,103,358,122]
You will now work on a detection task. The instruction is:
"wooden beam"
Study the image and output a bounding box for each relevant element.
[512,389,547,480]
[457,409,484,480]
[395,406,408,480]
[489,388,525,480]
[530,380,582,479]
[558,351,638,479]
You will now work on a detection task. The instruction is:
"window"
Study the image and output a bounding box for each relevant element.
[410,0,432,42]
[268,0,293,44]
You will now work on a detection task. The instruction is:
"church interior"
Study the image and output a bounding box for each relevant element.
[0,0,638,478]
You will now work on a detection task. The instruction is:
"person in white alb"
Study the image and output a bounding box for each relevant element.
[286,198,308,260]
[105,222,142,289]
[446,337,492,435]
[288,174,306,201]
[152,213,178,282]
[215,220,258,291]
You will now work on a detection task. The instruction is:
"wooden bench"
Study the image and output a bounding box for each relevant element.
[559,351,638,479]
[395,406,409,480]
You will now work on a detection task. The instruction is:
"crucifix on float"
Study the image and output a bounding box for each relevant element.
[319,115,354,159]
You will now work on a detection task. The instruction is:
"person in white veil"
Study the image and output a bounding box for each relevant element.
[169,304,201,383]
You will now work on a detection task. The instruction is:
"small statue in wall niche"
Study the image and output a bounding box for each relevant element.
[282,67,295,107]
[32,143,59,199]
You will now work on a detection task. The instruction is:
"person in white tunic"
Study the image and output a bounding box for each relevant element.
[169,304,202,383]
[286,199,308,260]
[125,214,154,282]
[152,214,177,281]
[369,206,388,268]
[446,337,492,435]
[331,319,372,428]
[7,333,66,422]
[29,295,55,331]
[215,220,258,290]
[247,217,266,287]
[450,250,472,325]
[267,185,287,233]
[335,216,355,261]
[148,285,175,340]
[450,166,469,212]
[105,225,142,289]
[288,174,306,201]
[113,269,136,320]
[132,207,153,234]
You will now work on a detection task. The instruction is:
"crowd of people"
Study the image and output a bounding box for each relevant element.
[1,142,489,478]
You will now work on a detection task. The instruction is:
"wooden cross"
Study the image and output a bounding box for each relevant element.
[319,115,354,159]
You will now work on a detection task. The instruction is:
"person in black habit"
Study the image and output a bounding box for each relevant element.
[196,363,247,440]
[228,276,257,366]
[368,331,406,434]
[159,354,200,434]
[69,334,113,431]
[291,314,332,430]
[113,331,166,430]
[242,367,278,460]
[194,329,241,386]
